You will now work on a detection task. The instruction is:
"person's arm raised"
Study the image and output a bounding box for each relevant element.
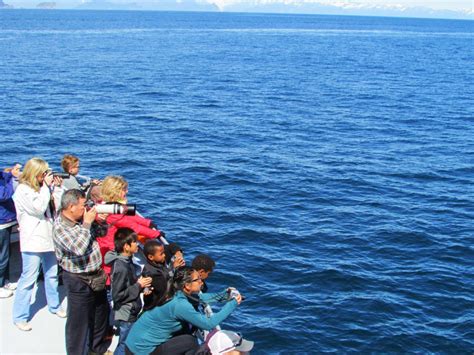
[82,206,97,229]
[176,296,238,331]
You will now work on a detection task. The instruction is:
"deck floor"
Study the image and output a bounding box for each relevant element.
[0,242,118,354]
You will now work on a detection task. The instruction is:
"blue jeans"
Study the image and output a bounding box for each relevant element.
[115,321,133,355]
[13,251,61,323]
[0,226,12,287]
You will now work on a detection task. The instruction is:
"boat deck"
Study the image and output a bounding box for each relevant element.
[0,241,118,354]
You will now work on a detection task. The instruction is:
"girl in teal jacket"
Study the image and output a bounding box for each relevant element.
[125,266,242,355]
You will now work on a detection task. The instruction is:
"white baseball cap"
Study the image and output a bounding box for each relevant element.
[207,330,254,354]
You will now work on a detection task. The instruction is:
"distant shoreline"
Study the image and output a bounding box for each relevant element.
[1,4,473,21]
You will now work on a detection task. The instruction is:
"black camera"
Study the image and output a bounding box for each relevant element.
[85,200,136,216]
[51,171,70,179]
[91,221,108,238]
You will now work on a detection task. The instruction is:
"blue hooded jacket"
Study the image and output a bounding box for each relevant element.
[0,172,16,225]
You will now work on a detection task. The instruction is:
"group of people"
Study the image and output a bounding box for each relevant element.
[0,155,253,355]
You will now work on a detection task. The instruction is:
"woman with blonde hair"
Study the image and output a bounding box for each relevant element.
[101,175,129,204]
[97,176,165,285]
[12,157,65,331]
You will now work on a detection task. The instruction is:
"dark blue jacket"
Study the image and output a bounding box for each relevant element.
[0,172,16,225]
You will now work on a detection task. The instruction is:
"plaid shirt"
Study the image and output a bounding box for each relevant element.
[53,214,102,274]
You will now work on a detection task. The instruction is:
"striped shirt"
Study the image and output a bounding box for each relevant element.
[53,214,102,274]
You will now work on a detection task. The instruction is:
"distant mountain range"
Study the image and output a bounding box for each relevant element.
[0,0,14,8]
[1,0,473,20]
[218,1,473,19]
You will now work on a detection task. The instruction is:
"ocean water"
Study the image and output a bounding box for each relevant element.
[1,10,473,353]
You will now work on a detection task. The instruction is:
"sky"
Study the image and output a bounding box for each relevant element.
[227,0,473,11]
[323,0,472,11]
[3,0,473,16]
[208,0,473,13]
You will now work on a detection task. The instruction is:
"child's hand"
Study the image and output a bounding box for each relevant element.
[138,276,152,289]
[173,255,185,269]
[143,287,153,296]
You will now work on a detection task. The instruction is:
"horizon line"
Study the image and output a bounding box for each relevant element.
[1,7,473,22]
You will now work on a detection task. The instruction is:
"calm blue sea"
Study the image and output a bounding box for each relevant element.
[1,9,473,353]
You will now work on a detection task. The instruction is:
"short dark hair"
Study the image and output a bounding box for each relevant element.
[60,189,86,210]
[143,239,163,258]
[191,254,215,272]
[114,227,137,253]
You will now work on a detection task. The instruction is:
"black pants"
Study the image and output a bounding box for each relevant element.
[63,271,111,355]
[125,335,198,355]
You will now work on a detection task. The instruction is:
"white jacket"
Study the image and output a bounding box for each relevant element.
[13,184,54,252]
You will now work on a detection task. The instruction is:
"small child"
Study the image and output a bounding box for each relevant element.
[61,154,101,191]
[104,228,152,355]
[191,254,216,293]
[142,239,172,311]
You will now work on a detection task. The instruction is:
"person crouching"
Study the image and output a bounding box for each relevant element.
[105,228,152,355]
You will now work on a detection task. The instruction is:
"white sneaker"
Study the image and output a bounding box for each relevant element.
[0,287,13,298]
[4,281,17,291]
[15,322,32,331]
[53,309,67,318]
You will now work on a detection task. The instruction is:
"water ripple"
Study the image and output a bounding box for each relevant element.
[0,10,473,354]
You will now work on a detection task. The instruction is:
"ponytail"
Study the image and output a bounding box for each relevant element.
[167,266,195,300]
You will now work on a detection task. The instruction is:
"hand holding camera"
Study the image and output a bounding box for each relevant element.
[43,170,65,187]
[43,170,54,186]
[172,255,185,269]
[52,175,63,187]
[227,287,244,304]
[83,206,97,225]
[234,294,243,305]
